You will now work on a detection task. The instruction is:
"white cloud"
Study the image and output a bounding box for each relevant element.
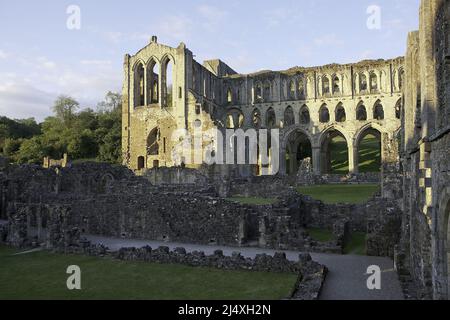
[0,50,7,59]
[197,5,228,30]
[161,15,193,40]
[0,83,55,121]
[80,59,112,66]
[104,31,124,44]
[0,50,122,121]
[313,34,344,47]
[36,57,56,70]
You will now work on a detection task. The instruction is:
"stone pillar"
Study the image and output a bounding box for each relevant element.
[143,66,148,106]
[312,147,321,174]
[279,147,287,176]
[348,140,356,174]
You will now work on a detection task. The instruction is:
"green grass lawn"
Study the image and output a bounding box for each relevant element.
[330,137,349,174]
[306,229,367,256]
[329,135,381,174]
[357,135,381,173]
[0,246,296,300]
[297,184,379,204]
[343,232,367,255]
[226,196,278,206]
[307,228,334,243]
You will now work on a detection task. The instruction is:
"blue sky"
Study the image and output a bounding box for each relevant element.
[0,0,420,121]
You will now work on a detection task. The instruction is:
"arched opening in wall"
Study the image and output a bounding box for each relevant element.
[335,103,346,122]
[263,81,271,102]
[266,108,276,128]
[285,130,312,175]
[298,78,305,99]
[147,128,160,156]
[300,105,310,125]
[395,99,402,119]
[356,128,381,173]
[399,68,404,90]
[226,110,244,129]
[227,88,233,104]
[322,76,330,95]
[356,103,367,121]
[370,72,378,92]
[148,60,159,104]
[333,75,340,95]
[134,62,145,108]
[253,109,261,128]
[320,129,348,174]
[373,101,385,120]
[238,113,244,128]
[255,83,262,102]
[226,114,234,128]
[137,156,145,170]
[289,80,296,99]
[319,104,330,123]
[284,106,295,127]
[162,57,174,108]
[360,74,368,92]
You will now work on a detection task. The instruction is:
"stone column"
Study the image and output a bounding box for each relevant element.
[312,147,321,174]
[143,66,148,106]
[348,140,356,174]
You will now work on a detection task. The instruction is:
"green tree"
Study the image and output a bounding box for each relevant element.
[15,136,47,164]
[97,91,122,113]
[52,95,79,127]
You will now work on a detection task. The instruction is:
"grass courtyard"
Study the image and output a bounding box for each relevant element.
[0,246,296,300]
[297,184,379,204]
[307,228,367,256]
[330,135,381,174]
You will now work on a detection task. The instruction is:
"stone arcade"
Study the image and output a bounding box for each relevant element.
[121,36,403,186]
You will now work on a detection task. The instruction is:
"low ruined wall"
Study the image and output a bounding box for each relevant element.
[0,162,402,258]
[115,246,327,300]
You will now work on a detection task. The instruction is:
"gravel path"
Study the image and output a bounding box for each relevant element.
[86,235,404,300]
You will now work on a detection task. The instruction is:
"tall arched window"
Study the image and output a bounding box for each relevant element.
[227,89,233,104]
[253,109,261,128]
[335,103,346,122]
[147,59,159,104]
[333,76,340,95]
[147,128,160,156]
[263,81,271,102]
[300,105,310,125]
[373,101,384,120]
[284,106,295,127]
[255,83,262,102]
[356,103,367,121]
[395,99,402,119]
[289,80,296,99]
[360,74,368,92]
[298,78,305,98]
[370,73,378,92]
[319,105,330,123]
[322,76,330,95]
[162,57,174,107]
[134,62,145,108]
[266,108,276,128]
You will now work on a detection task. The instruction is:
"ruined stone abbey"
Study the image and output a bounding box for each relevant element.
[121,37,403,178]
[0,0,448,300]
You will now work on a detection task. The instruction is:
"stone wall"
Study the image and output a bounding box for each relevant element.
[0,162,402,258]
[400,0,450,300]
